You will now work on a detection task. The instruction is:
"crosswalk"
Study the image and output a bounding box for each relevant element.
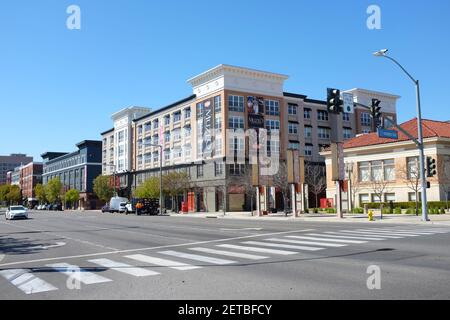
[1,226,449,295]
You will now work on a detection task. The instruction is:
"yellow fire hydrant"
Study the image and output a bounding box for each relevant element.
[368,210,374,221]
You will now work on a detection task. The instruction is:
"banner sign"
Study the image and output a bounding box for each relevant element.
[202,99,213,157]
[247,96,265,128]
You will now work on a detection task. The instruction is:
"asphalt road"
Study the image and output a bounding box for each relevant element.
[0,210,449,300]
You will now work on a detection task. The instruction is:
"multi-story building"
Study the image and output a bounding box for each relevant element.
[20,162,43,204]
[6,171,12,185]
[10,166,21,186]
[41,141,103,209]
[102,64,399,212]
[0,153,32,185]
[321,119,450,209]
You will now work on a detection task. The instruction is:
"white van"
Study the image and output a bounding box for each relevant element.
[109,197,129,213]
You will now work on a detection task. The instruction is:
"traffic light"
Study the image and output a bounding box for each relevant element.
[327,88,342,114]
[370,99,382,128]
[426,157,437,177]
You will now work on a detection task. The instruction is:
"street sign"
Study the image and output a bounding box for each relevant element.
[342,93,354,114]
[377,128,399,140]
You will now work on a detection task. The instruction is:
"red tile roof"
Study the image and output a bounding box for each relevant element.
[344,118,450,149]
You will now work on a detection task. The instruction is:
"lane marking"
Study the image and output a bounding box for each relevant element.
[88,258,159,277]
[189,247,268,260]
[220,228,263,231]
[355,229,420,237]
[337,231,403,239]
[217,244,297,255]
[0,269,58,294]
[125,254,200,271]
[159,251,236,265]
[288,236,367,244]
[357,229,434,236]
[266,238,347,247]
[320,232,387,241]
[28,242,66,250]
[242,241,323,251]
[0,229,315,268]
[46,263,112,285]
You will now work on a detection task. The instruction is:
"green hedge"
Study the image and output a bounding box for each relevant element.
[364,201,448,209]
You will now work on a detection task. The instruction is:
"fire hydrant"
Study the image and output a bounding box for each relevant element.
[368,210,374,221]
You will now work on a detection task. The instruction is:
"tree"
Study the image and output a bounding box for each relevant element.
[440,155,450,211]
[305,162,327,208]
[134,176,160,199]
[7,185,22,205]
[45,177,63,204]
[65,189,80,209]
[399,163,421,216]
[93,175,114,202]
[0,184,10,204]
[163,171,190,212]
[271,162,290,213]
[347,162,362,210]
[34,184,47,204]
[369,171,393,217]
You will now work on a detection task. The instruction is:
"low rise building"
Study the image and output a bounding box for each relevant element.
[321,119,450,210]
[20,162,43,205]
[0,153,32,185]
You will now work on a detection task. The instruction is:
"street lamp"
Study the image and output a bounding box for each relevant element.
[148,143,164,216]
[373,49,429,222]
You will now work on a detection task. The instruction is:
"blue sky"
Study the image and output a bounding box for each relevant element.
[1,0,449,160]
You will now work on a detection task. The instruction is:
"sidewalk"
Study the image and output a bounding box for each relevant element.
[169,211,450,226]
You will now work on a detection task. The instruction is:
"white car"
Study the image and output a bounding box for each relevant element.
[5,206,29,220]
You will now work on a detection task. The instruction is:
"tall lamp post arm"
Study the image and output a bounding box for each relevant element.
[382,55,417,84]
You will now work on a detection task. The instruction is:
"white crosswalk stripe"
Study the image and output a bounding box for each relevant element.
[354,229,420,237]
[0,269,58,294]
[160,250,237,265]
[189,247,269,260]
[88,258,160,277]
[125,254,201,271]
[265,238,347,247]
[289,235,367,244]
[217,244,297,255]
[46,263,112,285]
[242,241,324,251]
[362,229,436,235]
[320,232,387,240]
[337,231,403,238]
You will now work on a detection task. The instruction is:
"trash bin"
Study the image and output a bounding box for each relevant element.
[181,202,188,213]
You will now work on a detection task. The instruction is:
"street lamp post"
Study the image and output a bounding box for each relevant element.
[373,49,429,222]
[148,143,164,216]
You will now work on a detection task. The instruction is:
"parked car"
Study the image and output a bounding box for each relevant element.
[45,204,52,210]
[101,204,110,213]
[5,206,28,220]
[119,202,128,214]
[51,203,63,211]
[108,197,129,213]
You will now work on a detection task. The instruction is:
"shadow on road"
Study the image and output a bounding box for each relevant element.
[0,235,64,256]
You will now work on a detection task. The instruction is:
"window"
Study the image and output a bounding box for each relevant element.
[118,145,125,157]
[164,132,170,143]
[361,112,371,126]
[288,122,298,134]
[318,127,331,139]
[144,153,151,164]
[359,194,370,204]
[215,162,224,176]
[138,155,144,165]
[371,161,383,181]
[408,192,422,202]
[228,137,245,153]
[229,164,245,176]
[164,115,170,126]
[362,129,371,134]
[173,129,181,141]
[173,148,182,159]
[184,108,191,119]
[228,95,244,112]
[164,149,171,161]
[184,145,191,160]
[359,162,370,182]
[407,157,419,179]
[229,116,244,129]
[304,126,312,138]
[385,193,396,202]
[214,114,222,130]
[304,144,313,156]
[359,159,396,182]
[152,135,158,145]
[152,151,159,163]
[144,122,151,131]
[197,164,204,177]
[173,112,181,123]
[184,125,191,136]
[288,141,300,150]
[343,127,352,140]
[317,110,329,121]
[153,119,159,130]
[288,104,298,115]
[137,126,143,135]
[214,96,222,113]
[118,131,125,143]
[384,159,395,181]
[265,119,280,131]
[371,194,382,203]
[267,140,280,155]
[265,100,280,116]
[214,136,222,155]
[343,113,350,122]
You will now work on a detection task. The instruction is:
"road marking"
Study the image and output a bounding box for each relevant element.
[357,229,434,236]
[388,229,448,234]
[0,269,58,294]
[320,232,387,240]
[217,244,297,255]
[355,229,420,237]
[160,250,237,265]
[189,247,268,260]
[266,238,347,247]
[88,258,159,277]
[46,263,112,285]
[220,228,263,231]
[125,254,201,271]
[28,242,66,250]
[289,236,367,244]
[337,231,402,239]
[242,241,324,251]
[0,229,315,268]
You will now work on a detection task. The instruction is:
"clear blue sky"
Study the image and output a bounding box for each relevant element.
[1,0,449,160]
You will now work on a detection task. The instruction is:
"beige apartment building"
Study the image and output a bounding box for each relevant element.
[101,64,399,212]
[321,119,450,210]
